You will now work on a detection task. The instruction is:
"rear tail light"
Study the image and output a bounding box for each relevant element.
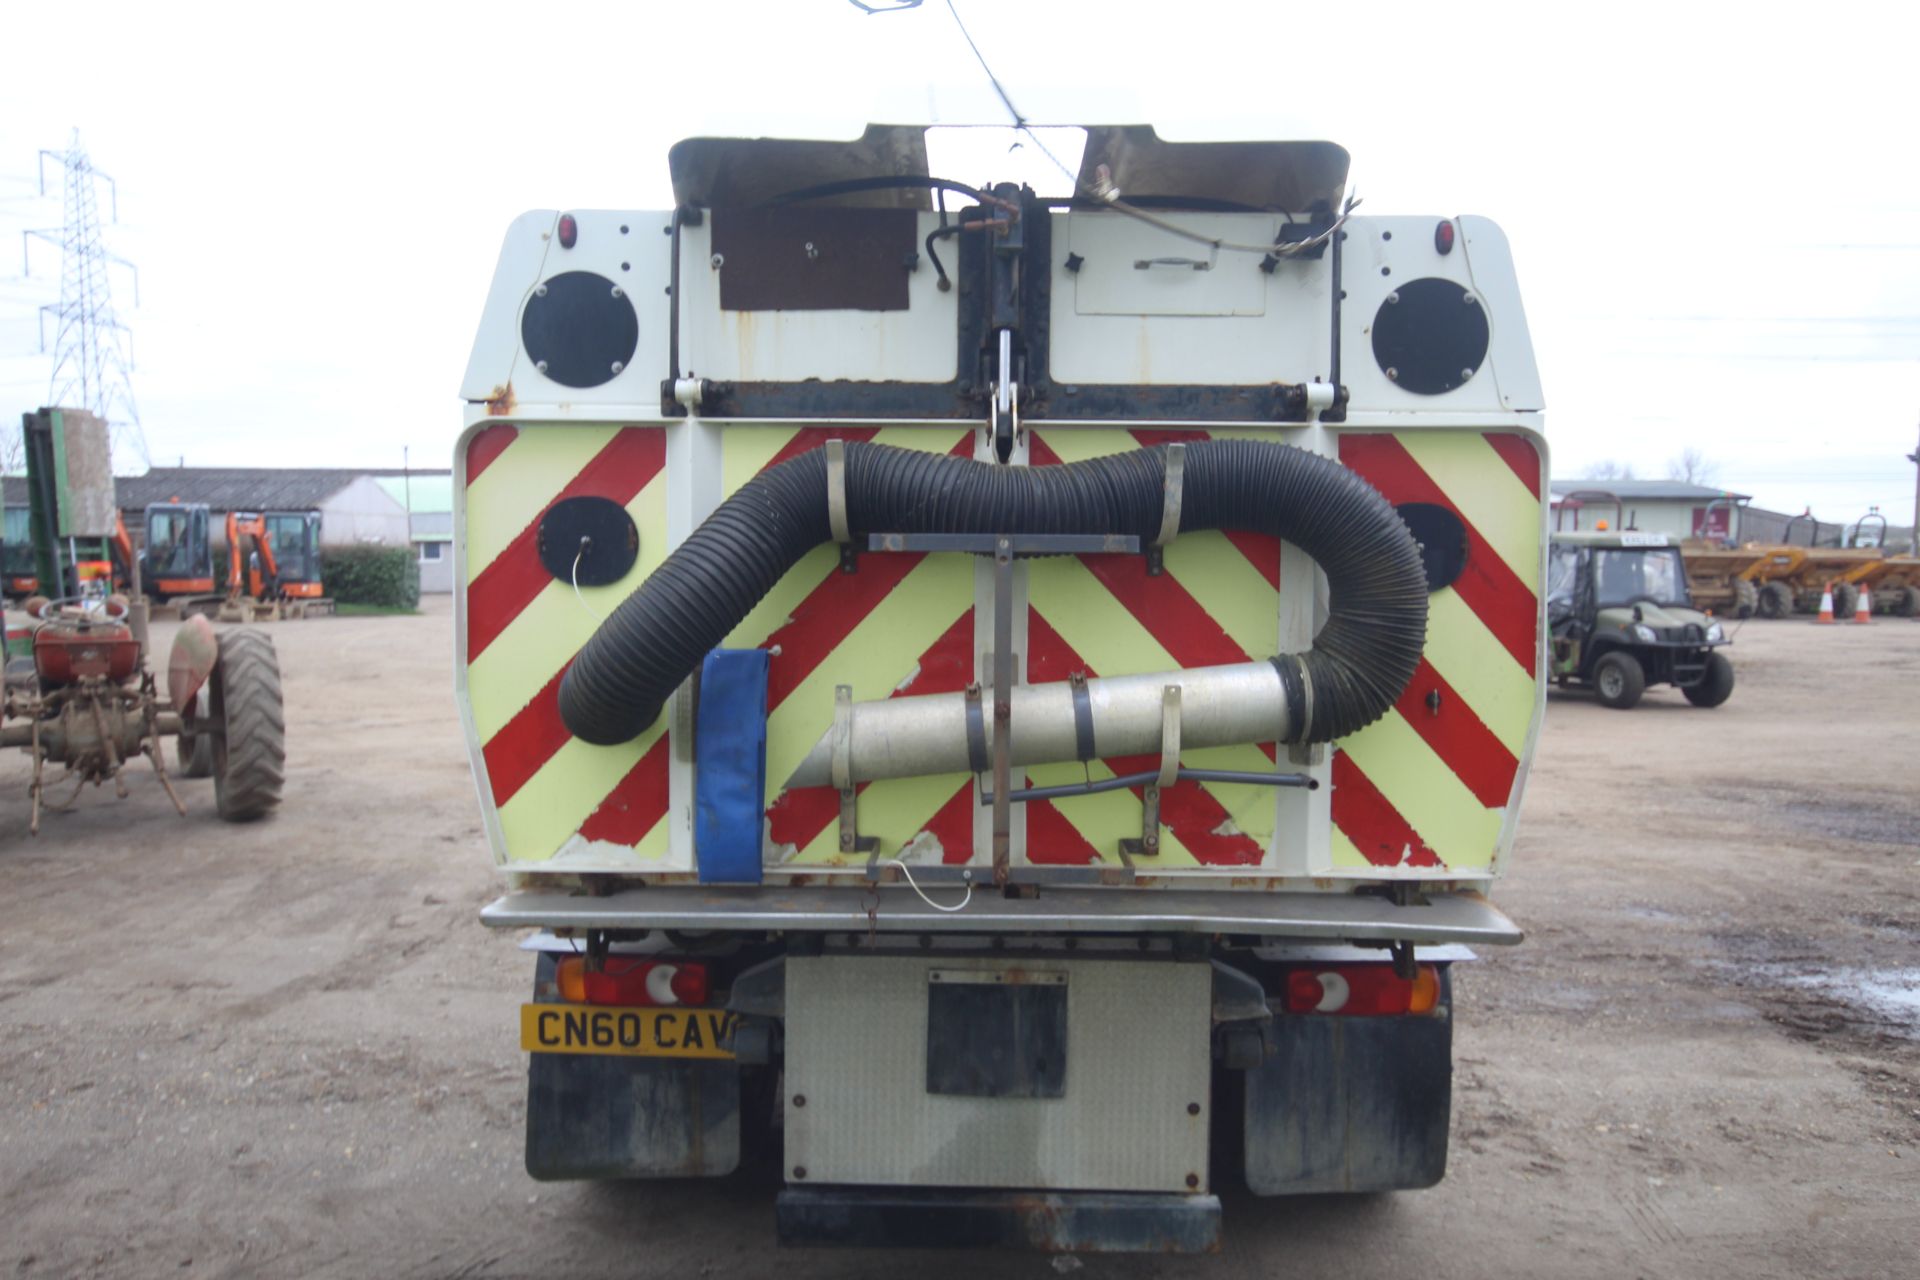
[557,213,578,249]
[1283,963,1441,1016]
[554,957,710,1007]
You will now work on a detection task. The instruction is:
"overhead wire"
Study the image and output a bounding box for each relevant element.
[936,0,1358,256]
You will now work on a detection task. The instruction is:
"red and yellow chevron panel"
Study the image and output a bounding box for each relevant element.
[1332,430,1544,873]
[461,422,675,865]
[1023,427,1289,868]
[721,425,980,867]
[460,419,1540,880]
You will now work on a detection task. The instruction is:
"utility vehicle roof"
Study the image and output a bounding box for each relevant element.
[666,125,1350,212]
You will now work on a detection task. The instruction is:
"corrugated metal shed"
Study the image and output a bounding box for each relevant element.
[3,467,453,515]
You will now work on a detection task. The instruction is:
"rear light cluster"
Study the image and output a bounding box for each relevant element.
[1282,963,1441,1016]
[556,957,709,1007]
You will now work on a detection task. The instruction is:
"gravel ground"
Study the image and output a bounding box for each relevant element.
[0,600,1914,1279]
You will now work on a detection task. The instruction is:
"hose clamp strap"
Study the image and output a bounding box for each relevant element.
[963,683,990,774]
[1293,655,1314,744]
[1069,672,1096,762]
[825,438,852,545]
[1157,685,1183,789]
[1154,442,1186,548]
[1270,654,1311,744]
[831,684,855,793]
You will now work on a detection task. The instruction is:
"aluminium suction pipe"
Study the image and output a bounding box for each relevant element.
[784,659,1292,789]
[558,440,1428,749]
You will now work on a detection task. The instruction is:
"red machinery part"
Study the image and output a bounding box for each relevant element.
[33,622,139,684]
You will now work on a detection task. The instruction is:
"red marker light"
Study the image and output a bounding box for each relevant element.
[557,213,578,249]
[1434,219,1455,255]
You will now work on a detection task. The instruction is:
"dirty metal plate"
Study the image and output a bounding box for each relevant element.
[712,207,916,311]
[51,408,118,537]
[926,969,1069,1099]
[519,1004,735,1060]
[784,955,1210,1192]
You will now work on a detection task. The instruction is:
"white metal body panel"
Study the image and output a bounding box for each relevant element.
[459,210,673,410]
[675,217,959,384]
[1340,215,1541,415]
[1051,212,1331,386]
[1068,212,1270,316]
[783,954,1212,1191]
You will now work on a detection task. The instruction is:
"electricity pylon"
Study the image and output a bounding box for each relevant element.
[22,130,149,474]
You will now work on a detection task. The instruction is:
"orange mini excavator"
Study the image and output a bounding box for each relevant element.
[219,510,327,621]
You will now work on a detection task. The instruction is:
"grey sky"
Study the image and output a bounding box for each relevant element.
[2,0,1915,526]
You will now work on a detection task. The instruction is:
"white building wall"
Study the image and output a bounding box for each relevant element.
[1555,499,1726,539]
[416,542,453,594]
[316,476,411,547]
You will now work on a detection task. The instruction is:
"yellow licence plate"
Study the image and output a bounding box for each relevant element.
[519,1004,736,1060]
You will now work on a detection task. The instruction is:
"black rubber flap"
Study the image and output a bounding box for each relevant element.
[925,972,1068,1099]
[538,496,638,586]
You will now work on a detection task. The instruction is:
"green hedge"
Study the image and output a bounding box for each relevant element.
[320,545,419,610]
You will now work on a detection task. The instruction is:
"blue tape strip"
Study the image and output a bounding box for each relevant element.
[694,648,770,885]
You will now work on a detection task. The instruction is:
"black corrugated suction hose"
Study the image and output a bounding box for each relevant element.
[557,441,1428,747]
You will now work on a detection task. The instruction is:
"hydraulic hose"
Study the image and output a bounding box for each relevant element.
[557,441,1428,748]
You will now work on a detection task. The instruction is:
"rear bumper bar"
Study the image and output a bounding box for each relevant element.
[480,886,1521,945]
[776,1187,1221,1253]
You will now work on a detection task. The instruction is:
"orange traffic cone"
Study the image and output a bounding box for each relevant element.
[1854,584,1873,624]
[1816,584,1835,624]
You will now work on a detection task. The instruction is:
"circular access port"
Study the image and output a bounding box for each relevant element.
[1395,502,1469,592]
[1371,277,1490,395]
[521,271,638,389]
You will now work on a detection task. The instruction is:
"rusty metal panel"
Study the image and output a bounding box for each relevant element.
[712,208,917,311]
[50,408,117,538]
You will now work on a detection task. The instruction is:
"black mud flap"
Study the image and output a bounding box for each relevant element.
[776,1187,1222,1253]
[1242,973,1452,1194]
[524,953,741,1180]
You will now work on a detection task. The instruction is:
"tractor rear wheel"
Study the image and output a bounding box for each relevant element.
[211,628,285,822]
[1593,651,1646,710]
[1732,578,1758,619]
[1756,582,1792,619]
[1682,651,1735,707]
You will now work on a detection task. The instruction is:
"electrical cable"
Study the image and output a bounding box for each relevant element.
[939,0,1356,256]
[888,857,973,912]
[571,539,603,622]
